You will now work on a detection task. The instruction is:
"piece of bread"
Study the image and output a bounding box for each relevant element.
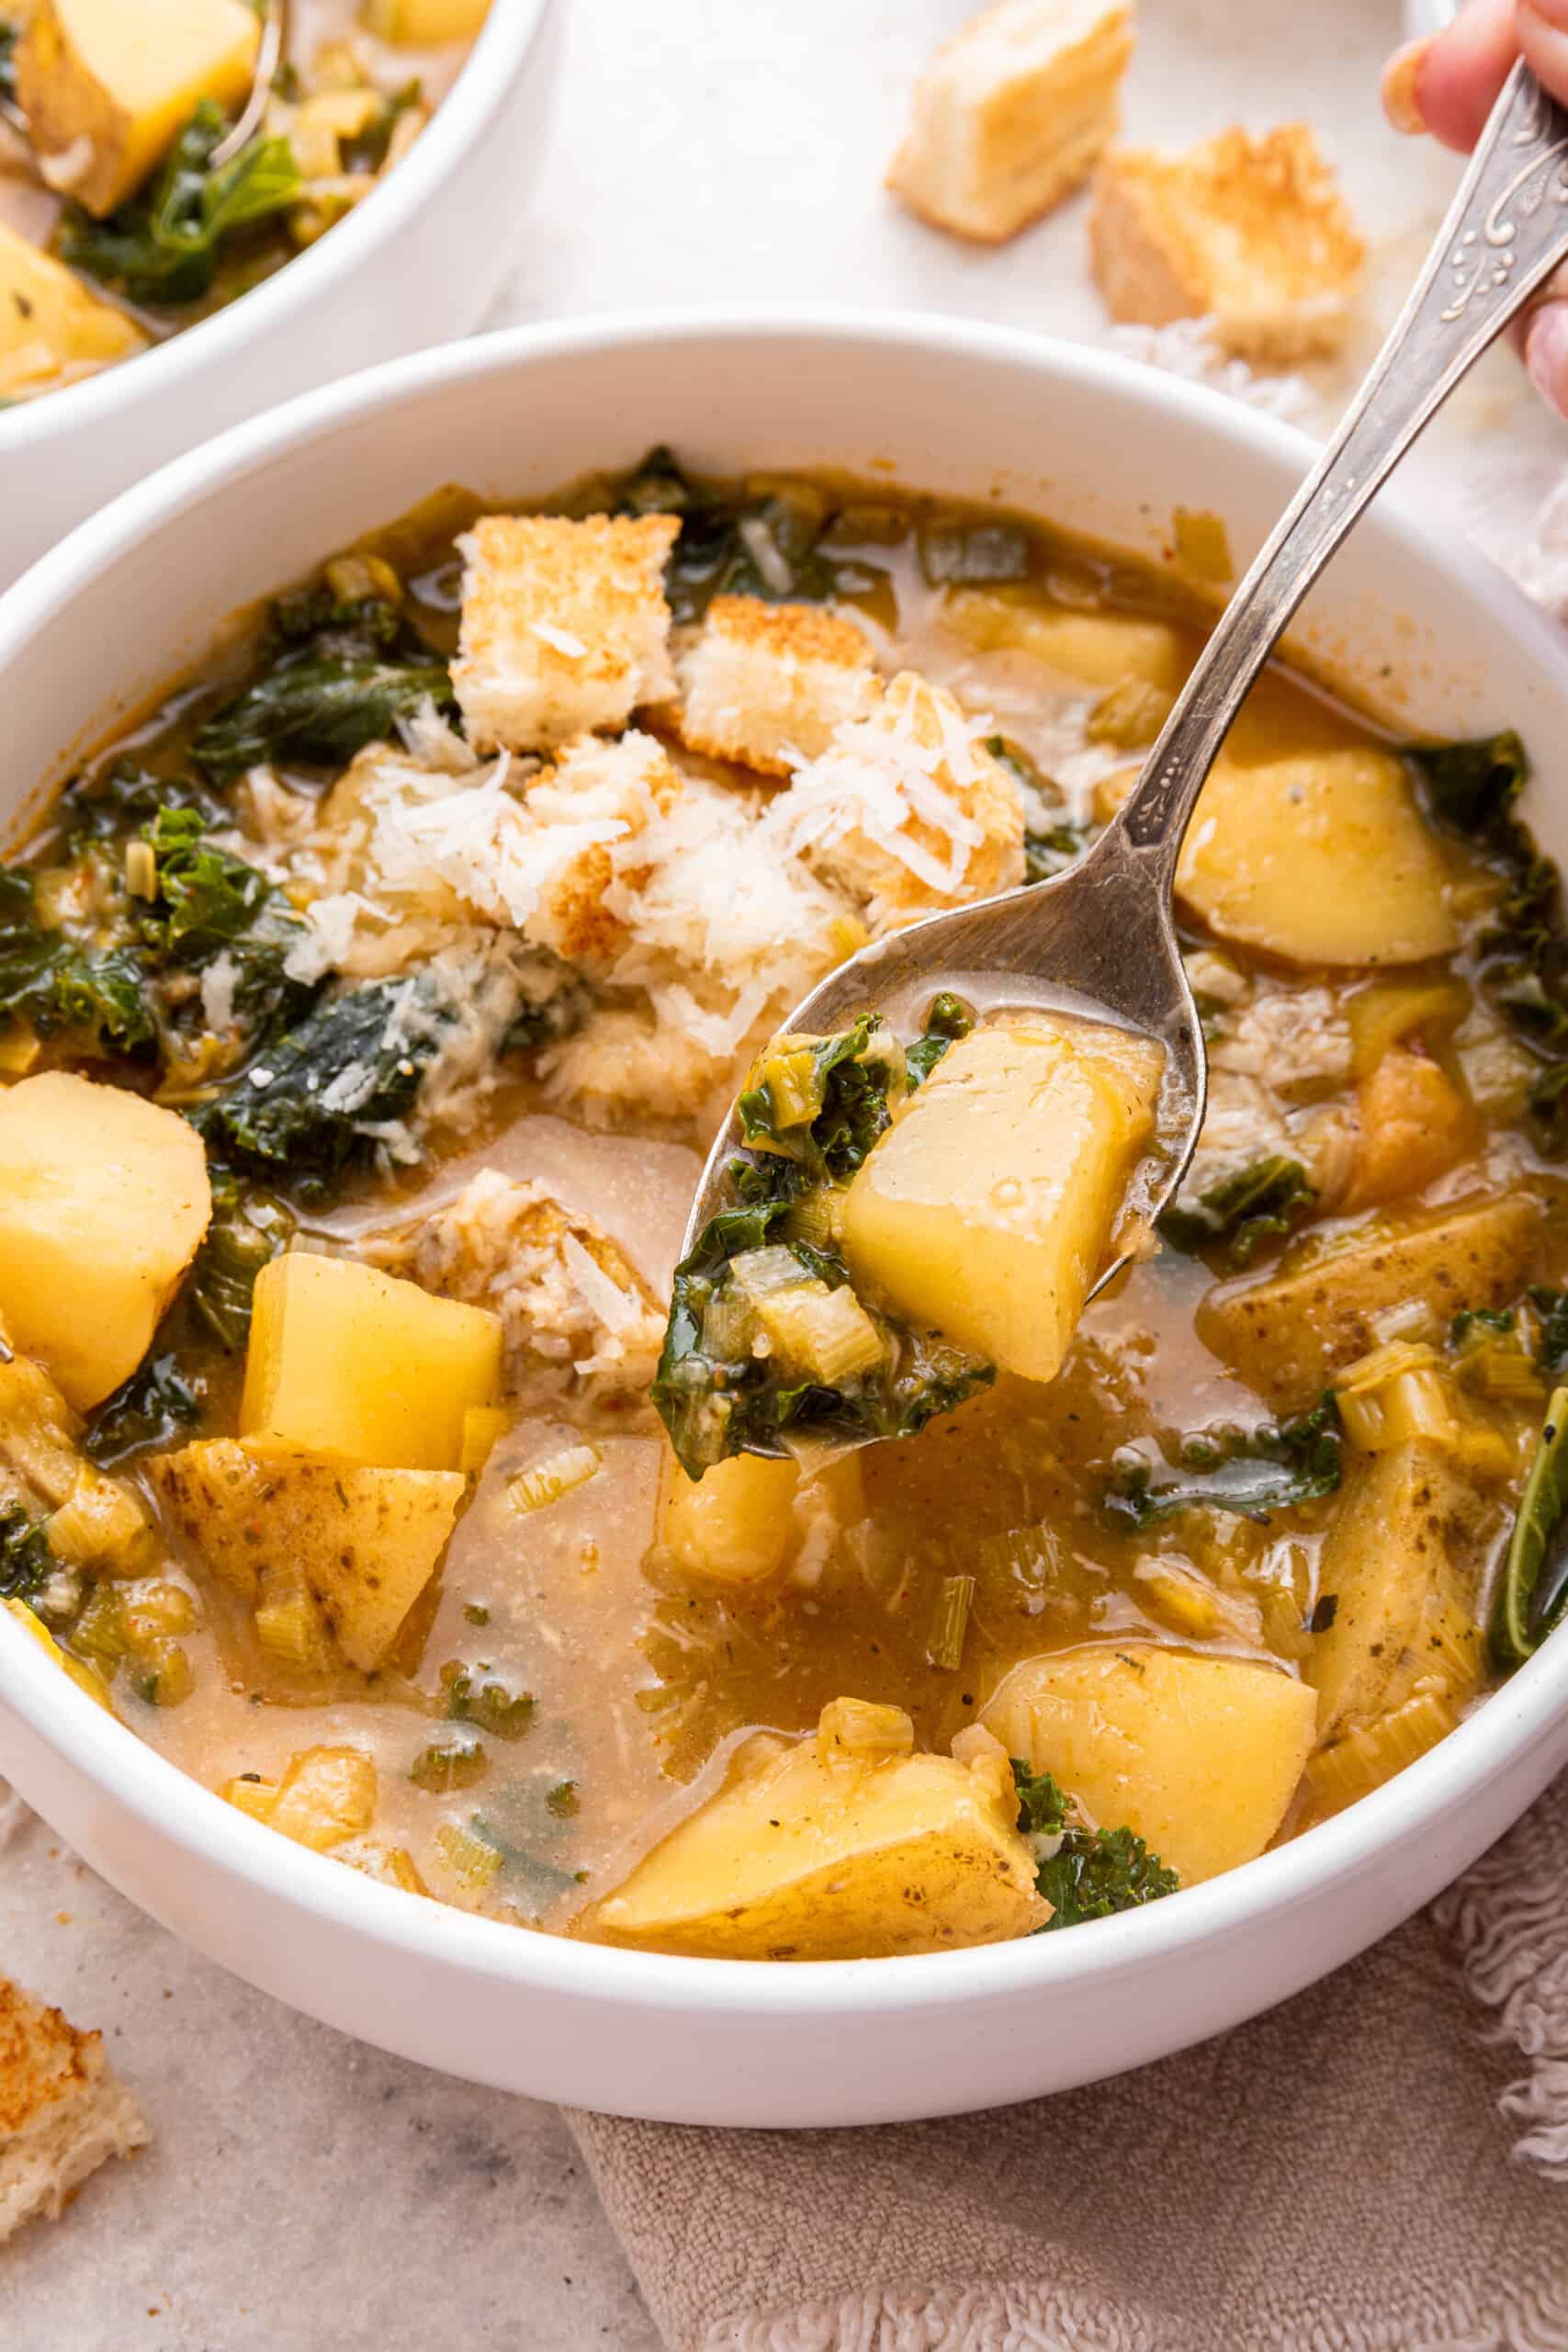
[776,672,1025,922]
[0,1978,149,2244]
[521,728,683,967]
[452,514,680,754]
[672,596,882,777]
[1089,124,1365,364]
[887,0,1134,244]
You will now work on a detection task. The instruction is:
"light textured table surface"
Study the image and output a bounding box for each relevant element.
[3,3,1554,2346]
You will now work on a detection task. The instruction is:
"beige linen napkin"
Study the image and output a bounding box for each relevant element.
[566,1772,1568,2351]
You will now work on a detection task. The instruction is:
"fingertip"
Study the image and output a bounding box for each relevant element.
[1382,40,1432,134]
[1410,0,1519,153]
[1525,304,1568,418]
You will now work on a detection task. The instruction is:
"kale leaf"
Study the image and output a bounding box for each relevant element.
[0,870,156,1056]
[1406,731,1568,1155]
[138,808,310,1031]
[1158,1154,1315,1268]
[1493,1382,1568,1667]
[194,978,441,1194]
[1010,1759,1179,1931]
[1533,1286,1568,1379]
[654,1001,994,1476]
[1035,1824,1180,1930]
[904,990,974,1089]
[1102,1396,1343,1529]
[62,761,225,841]
[0,1503,52,1604]
[85,1353,203,1472]
[611,447,836,621]
[192,654,453,786]
[983,737,1089,884]
[57,101,301,308]
[186,1170,293,1352]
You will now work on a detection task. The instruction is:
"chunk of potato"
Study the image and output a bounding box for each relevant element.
[840,1015,1163,1384]
[1308,1440,1494,1742]
[16,0,261,217]
[1197,1192,1543,1410]
[0,1347,84,1511]
[361,0,490,39]
[943,588,1190,692]
[0,1074,210,1411]
[592,1699,1045,1957]
[223,1746,377,1851]
[4,1597,112,1712]
[982,1644,1317,1886]
[659,1450,801,1585]
[0,221,146,400]
[1342,1046,1477,1212]
[149,1438,463,1668]
[240,1252,502,1473]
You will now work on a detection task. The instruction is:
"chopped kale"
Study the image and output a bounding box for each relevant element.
[85,1353,203,1472]
[341,79,422,173]
[1035,1824,1180,1929]
[984,738,1089,882]
[904,991,974,1089]
[186,1170,293,1352]
[0,22,16,104]
[1450,1306,1515,1350]
[1493,1383,1568,1666]
[654,1001,994,1477]
[57,101,301,309]
[1158,1154,1315,1268]
[610,447,835,621]
[192,653,453,786]
[194,978,441,1195]
[1010,1759,1179,1930]
[1533,1286,1568,1379]
[0,1504,52,1604]
[1407,731,1568,1155]
[1102,1396,1343,1528]
[139,808,310,1031]
[0,869,156,1057]
[62,761,225,841]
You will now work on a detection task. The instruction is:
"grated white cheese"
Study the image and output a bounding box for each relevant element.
[530,620,590,659]
[199,951,239,1035]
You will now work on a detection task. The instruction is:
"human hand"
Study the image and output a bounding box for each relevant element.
[1383,0,1568,411]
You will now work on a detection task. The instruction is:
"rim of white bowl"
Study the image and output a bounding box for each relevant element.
[0,0,549,451]
[4,308,1568,2025]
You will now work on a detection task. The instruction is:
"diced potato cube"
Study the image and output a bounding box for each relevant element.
[592,1700,1044,1957]
[0,221,146,400]
[659,1449,800,1585]
[361,0,490,40]
[0,1349,84,1510]
[1197,1192,1543,1410]
[1342,1046,1477,1211]
[1172,747,1456,966]
[149,1438,463,1668]
[0,1074,211,1411]
[942,588,1189,691]
[1307,1440,1494,1742]
[222,1745,376,1851]
[840,1014,1163,1384]
[240,1252,502,1473]
[983,1643,1316,1884]
[16,0,262,219]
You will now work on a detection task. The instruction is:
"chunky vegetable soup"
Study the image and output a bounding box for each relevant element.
[4,451,1567,1960]
[0,0,484,404]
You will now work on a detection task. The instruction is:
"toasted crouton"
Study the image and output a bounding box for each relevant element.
[521,729,683,969]
[1089,125,1365,364]
[673,596,881,777]
[452,514,680,753]
[0,1978,149,2244]
[359,1169,664,1400]
[773,673,1025,922]
[887,0,1134,244]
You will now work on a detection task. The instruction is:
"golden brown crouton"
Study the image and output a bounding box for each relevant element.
[452,514,680,753]
[0,1978,149,2244]
[887,0,1134,244]
[673,596,881,777]
[774,673,1025,922]
[1089,124,1365,364]
[521,729,683,971]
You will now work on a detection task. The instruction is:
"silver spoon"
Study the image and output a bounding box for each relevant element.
[0,0,287,170]
[682,58,1568,1311]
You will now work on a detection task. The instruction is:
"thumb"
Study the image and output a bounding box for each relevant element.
[1517,285,1568,418]
[1382,0,1516,151]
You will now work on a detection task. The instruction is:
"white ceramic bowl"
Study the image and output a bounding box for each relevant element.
[0,0,558,591]
[2,313,1566,2129]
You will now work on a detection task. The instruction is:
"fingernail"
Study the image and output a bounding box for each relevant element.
[1527,304,1568,416]
[1381,38,1431,135]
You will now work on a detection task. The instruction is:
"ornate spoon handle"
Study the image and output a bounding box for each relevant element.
[1116,59,1568,876]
